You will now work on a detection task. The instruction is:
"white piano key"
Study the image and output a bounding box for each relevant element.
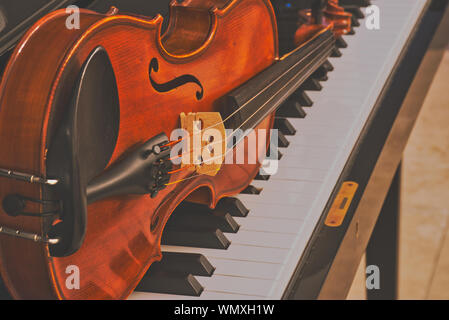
[129,291,265,300]
[300,102,359,118]
[270,166,327,182]
[279,151,336,170]
[209,258,283,280]
[287,133,345,147]
[289,115,352,128]
[161,244,289,264]
[287,121,349,135]
[234,216,303,234]
[279,144,337,158]
[304,88,366,104]
[251,179,322,195]
[277,145,339,170]
[238,201,310,220]
[198,291,268,299]
[243,201,309,220]
[225,230,296,249]
[197,275,273,297]
[129,292,199,300]
[237,192,313,209]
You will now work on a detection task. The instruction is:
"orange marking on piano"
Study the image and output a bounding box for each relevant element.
[325,181,358,227]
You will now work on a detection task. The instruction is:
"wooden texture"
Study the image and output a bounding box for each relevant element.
[0,0,278,299]
[295,0,351,45]
[325,0,352,37]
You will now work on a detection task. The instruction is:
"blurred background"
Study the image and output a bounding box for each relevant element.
[348,41,449,300]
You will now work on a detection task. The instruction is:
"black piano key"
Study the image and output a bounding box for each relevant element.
[312,66,329,82]
[274,118,297,136]
[276,98,307,118]
[323,60,334,72]
[267,147,283,160]
[346,7,365,19]
[136,271,203,296]
[167,203,240,233]
[241,185,262,195]
[182,202,240,231]
[161,228,231,249]
[335,36,348,49]
[340,0,371,7]
[278,132,290,148]
[331,47,342,57]
[302,78,323,91]
[351,15,361,27]
[315,73,328,82]
[294,90,313,107]
[154,252,215,277]
[214,213,241,233]
[215,197,249,217]
[255,173,270,181]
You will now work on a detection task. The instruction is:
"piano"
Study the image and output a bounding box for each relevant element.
[0,0,448,300]
[129,0,449,300]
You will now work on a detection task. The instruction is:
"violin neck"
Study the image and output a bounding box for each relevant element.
[220,29,335,137]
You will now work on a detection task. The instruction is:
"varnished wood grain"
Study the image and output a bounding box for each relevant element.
[294,0,351,45]
[0,0,278,299]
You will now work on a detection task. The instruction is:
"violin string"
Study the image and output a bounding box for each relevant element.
[163,37,332,185]
[165,49,331,187]
[165,39,330,170]
[164,54,324,186]
[161,34,327,151]
[165,167,221,186]
[167,44,328,172]
[167,165,194,174]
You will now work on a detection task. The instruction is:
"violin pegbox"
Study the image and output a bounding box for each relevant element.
[180,112,227,176]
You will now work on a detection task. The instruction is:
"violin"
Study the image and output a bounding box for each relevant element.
[0,0,334,299]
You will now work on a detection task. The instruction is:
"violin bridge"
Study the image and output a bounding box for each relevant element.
[180,112,227,176]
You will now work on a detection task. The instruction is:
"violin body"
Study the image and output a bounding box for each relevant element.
[0,0,278,299]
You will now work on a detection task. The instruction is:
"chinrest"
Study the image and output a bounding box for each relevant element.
[46,46,120,256]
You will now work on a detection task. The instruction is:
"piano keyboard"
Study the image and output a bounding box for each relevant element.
[129,0,429,300]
